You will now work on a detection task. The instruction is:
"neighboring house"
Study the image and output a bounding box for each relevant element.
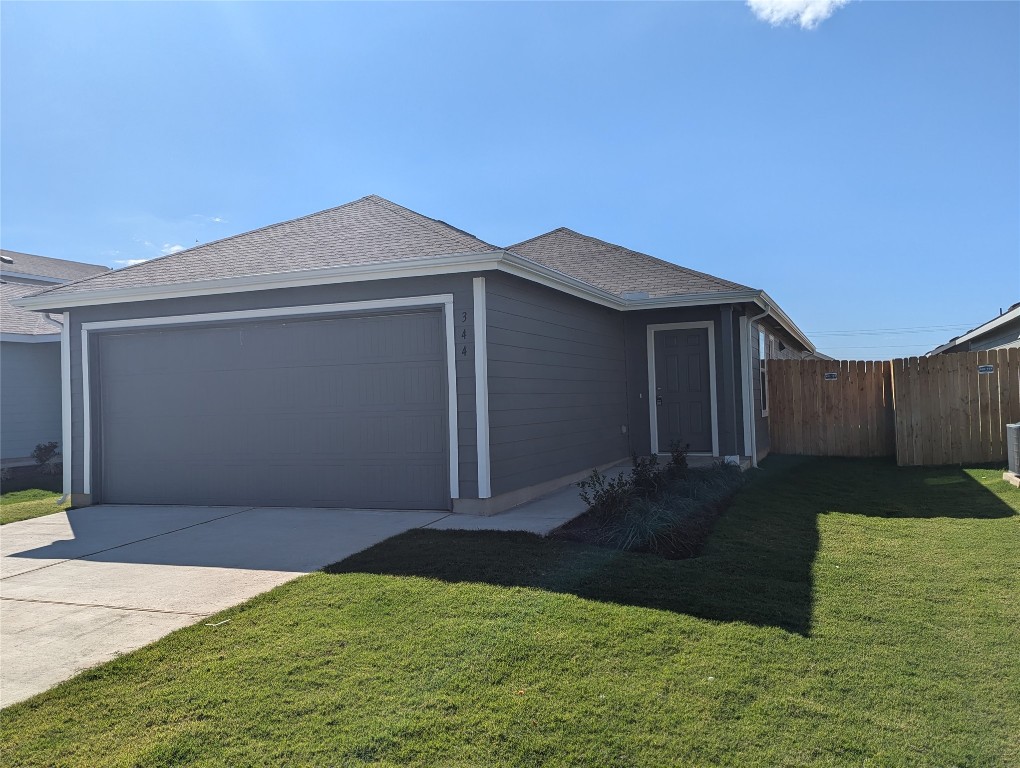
[927,302,1020,356]
[15,196,815,513]
[1,250,109,466]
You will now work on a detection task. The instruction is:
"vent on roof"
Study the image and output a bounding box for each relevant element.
[0,254,13,264]
[621,291,650,300]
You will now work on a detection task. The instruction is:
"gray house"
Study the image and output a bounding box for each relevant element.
[1,250,109,466]
[15,196,814,513]
[927,302,1020,356]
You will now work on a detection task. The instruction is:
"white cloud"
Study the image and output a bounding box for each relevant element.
[161,243,186,255]
[747,0,849,29]
[114,258,150,267]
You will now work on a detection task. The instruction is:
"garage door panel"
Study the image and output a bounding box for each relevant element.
[97,310,450,509]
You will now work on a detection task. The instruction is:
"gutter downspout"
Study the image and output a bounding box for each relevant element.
[747,302,771,468]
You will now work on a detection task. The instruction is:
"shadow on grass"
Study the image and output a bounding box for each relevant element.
[328,456,1015,636]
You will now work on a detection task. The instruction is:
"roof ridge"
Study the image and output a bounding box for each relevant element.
[525,227,750,292]
[366,196,495,250]
[24,195,391,299]
[505,227,572,253]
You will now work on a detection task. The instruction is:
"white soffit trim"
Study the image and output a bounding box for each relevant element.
[79,294,461,502]
[646,321,720,458]
[473,277,492,499]
[0,333,60,343]
[19,250,814,354]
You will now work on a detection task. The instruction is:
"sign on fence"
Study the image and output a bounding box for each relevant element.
[768,348,1020,466]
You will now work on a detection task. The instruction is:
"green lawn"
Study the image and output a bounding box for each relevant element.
[2,458,1017,767]
[0,488,68,525]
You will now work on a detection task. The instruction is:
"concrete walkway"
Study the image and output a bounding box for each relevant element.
[0,483,597,707]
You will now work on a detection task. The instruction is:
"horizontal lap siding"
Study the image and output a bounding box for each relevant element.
[0,341,62,460]
[486,274,628,496]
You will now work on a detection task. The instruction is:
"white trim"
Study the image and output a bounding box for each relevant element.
[472,277,491,499]
[61,314,71,499]
[928,304,1020,355]
[739,316,752,458]
[32,253,504,310]
[81,328,91,495]
[0,332,60,343]
[646,322,719,457]
[759,329,770,418]
[79,294,461,503]
[16,250,815,353]
[79,295,455,332]
[0,271,66,284]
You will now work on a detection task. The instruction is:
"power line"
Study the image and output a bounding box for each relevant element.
[822,344,938,350]
[807,323,978,336]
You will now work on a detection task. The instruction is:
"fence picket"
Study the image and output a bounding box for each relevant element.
[764,350,1014,464]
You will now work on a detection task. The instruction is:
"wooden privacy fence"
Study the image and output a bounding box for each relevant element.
[768,349,1020,466]
[768,359,895,458]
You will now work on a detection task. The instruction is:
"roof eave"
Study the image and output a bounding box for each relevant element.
[13,248,815,353]
[12,251,508,311]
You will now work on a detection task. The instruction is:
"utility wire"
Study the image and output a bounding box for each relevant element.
[808,323,978,336]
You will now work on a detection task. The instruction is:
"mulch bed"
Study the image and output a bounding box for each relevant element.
[549,493,736,560]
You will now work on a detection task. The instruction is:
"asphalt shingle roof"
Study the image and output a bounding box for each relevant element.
[1,249,109,283]
[29,196,496,299]
[507,228,751,299]
[1,282,63,336]
[21,196,751,305]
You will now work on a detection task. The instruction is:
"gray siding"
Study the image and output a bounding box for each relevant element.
[624,306,744,457]
[65,274,479,501]
[0,341,62,460]
[486,274,628,496]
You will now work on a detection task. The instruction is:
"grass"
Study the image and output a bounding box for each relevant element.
[0,488,68,525]
[1,457,1018,767]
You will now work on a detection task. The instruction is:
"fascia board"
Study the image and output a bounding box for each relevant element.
[13,251,506,310]
[11,246,816,353]
[0,332,60,343]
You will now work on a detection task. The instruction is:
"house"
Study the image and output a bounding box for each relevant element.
[1,250,109,467]
[927,302,1020,356]
[14,196,815,513]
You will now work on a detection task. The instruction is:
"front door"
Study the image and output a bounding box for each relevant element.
[653,328,713,453]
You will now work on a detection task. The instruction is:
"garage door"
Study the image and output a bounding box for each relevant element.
[95,310,450,509]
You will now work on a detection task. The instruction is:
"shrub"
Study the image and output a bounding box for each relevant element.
[578,460,748,557]
[32,441,61,476]
[576,468,632,523]
[629,453,662,498]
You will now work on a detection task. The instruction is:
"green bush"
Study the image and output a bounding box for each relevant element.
[577,456,746,557]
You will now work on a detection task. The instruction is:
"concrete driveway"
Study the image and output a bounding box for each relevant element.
[0,504,448,707]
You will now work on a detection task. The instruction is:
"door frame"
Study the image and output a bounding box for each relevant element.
[80,294,459,503]
[646,321,719,457]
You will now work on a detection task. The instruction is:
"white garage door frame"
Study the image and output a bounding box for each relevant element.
[79,294,460,502]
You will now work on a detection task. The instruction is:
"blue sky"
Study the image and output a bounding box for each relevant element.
[2,1,1017,357]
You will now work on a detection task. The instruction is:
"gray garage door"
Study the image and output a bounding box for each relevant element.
[95,310,450,509]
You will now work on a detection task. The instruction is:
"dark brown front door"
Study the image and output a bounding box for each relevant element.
[653,328,712,453]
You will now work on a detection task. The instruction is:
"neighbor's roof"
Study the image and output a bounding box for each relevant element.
[25,196,497,299]
[927,301,1020,355]
[0,249,109,283]
[507,227,751,299]
[1,282,63,336]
